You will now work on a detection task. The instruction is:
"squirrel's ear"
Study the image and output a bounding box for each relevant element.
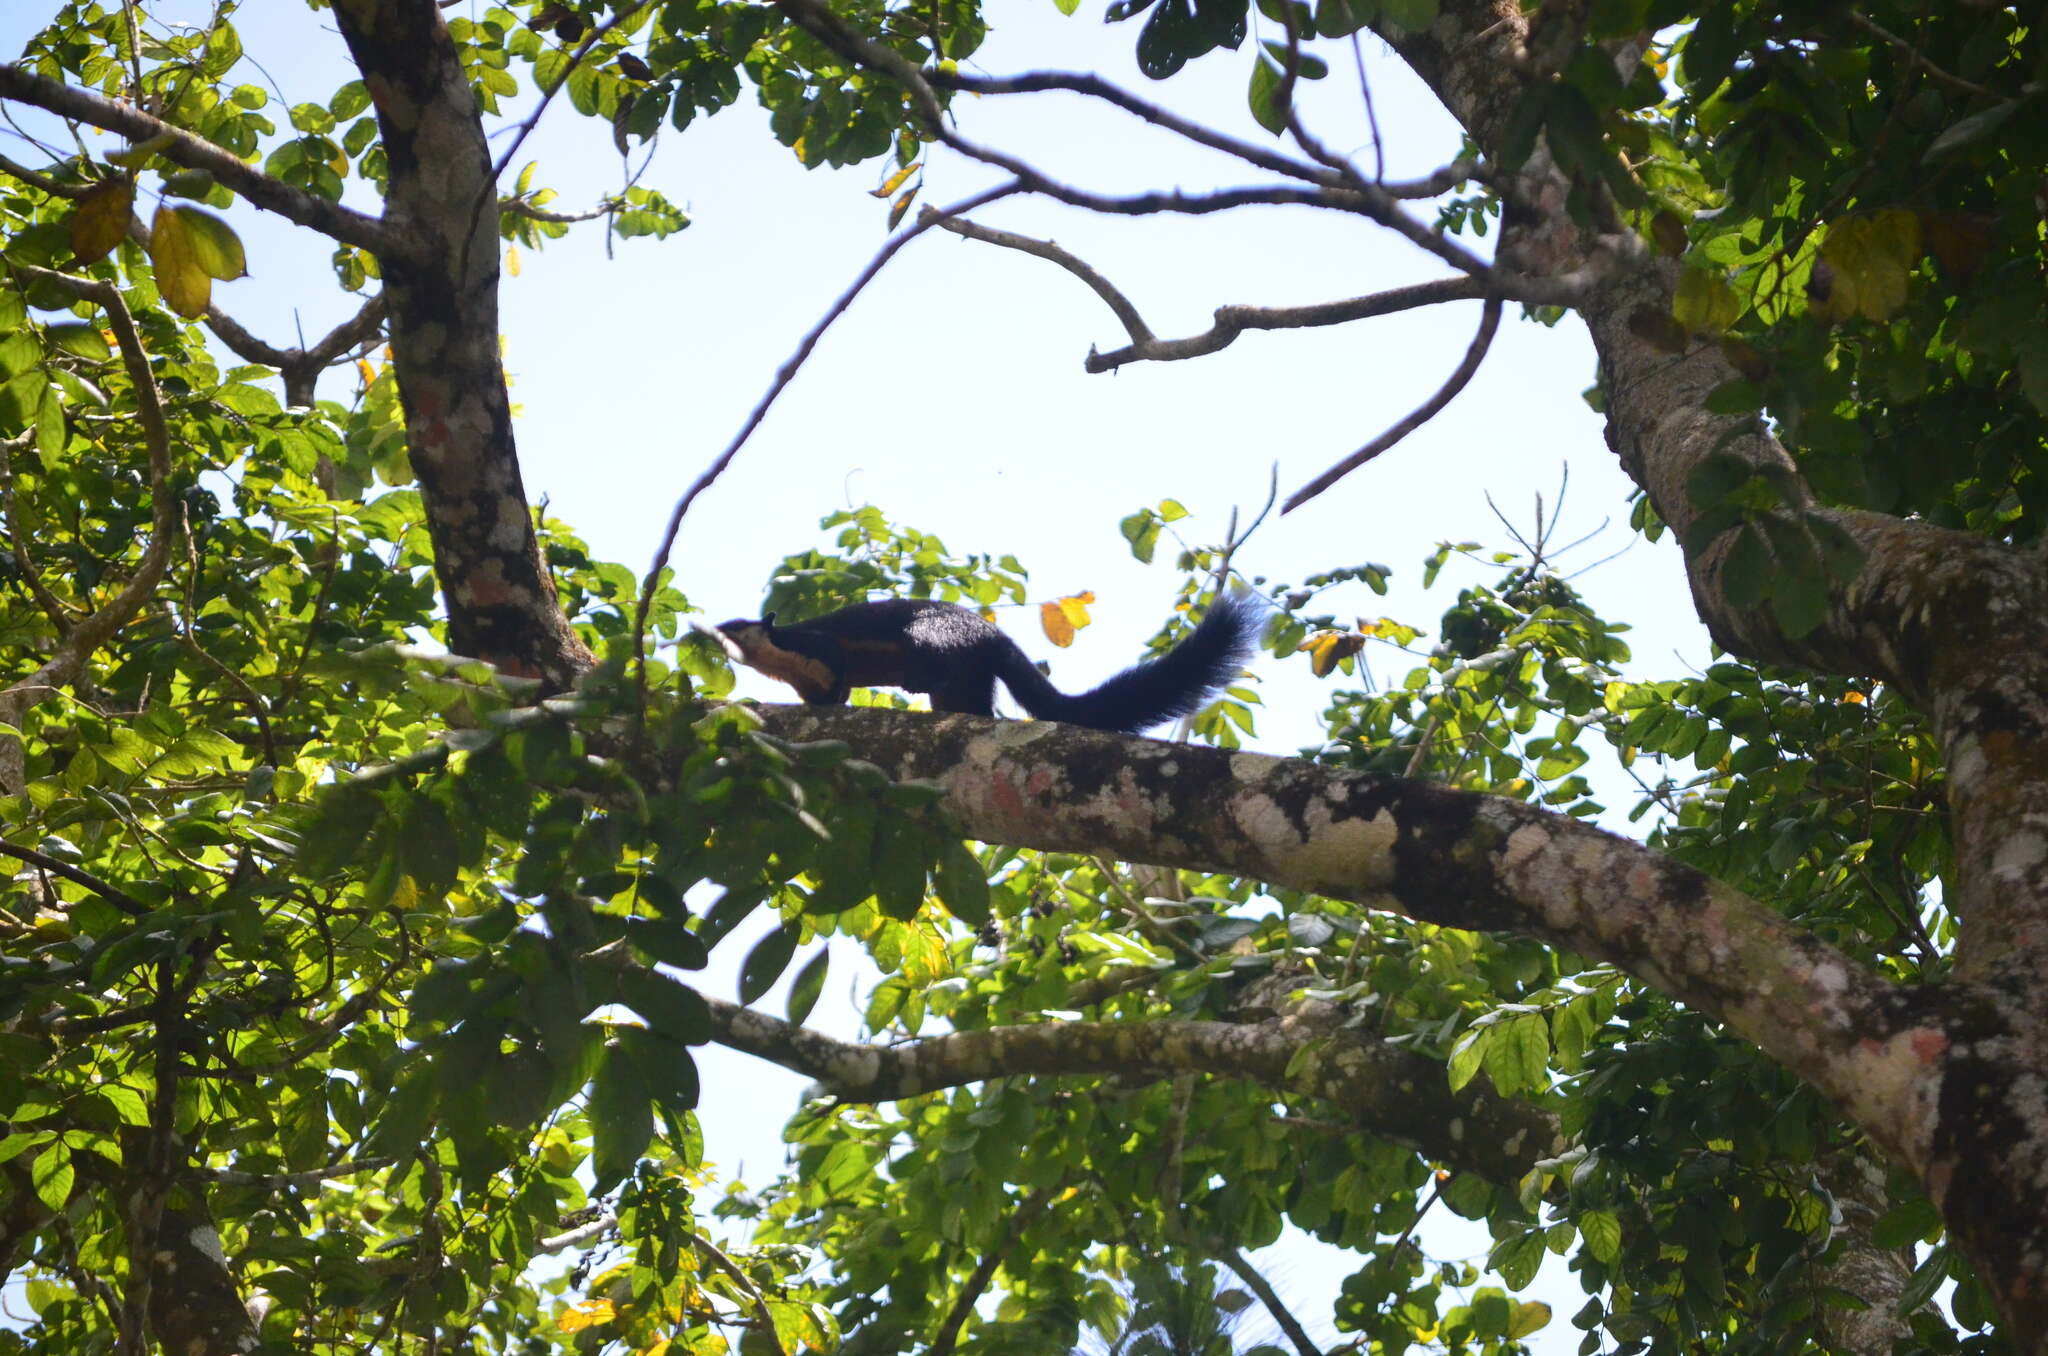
[762,611,777,626]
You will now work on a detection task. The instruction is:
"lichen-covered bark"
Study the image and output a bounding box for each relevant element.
[143,1207,261,1356]
[328,0,591,687]
[1343,7,2048,1341]
[751,704,2048,1342]
[703,994,1561,1183]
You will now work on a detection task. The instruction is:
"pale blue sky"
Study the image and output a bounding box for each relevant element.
[1,4,1719,1348]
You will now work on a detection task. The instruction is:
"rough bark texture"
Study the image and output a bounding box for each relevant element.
[327,0,593,687]
[1345,3,2048,1340]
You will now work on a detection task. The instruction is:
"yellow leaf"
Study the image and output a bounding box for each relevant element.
[558,1299,616,1333]
[871,161,920,199]
[1039,601,1074,648]
[1507,1300,1552,1338]
[506,243,522,277]
[167,205,248,280]
[104,132,175,169]
[67,179,134,266]
[1672,267,1741,334]
[1298,630,1363,677]
[149,204,210,317]
[355,358,377,387]
[887,186,918,231]
[1815,210,1922,324]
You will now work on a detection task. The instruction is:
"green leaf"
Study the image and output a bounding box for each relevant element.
[785,947,830,1025]
[589,1037,655,1193]
[617,966,713,1046]
[932,840,990,925]
[1579,1209,1622,1266]
[44,323,111,363]
[1247,58,1288,136]
[1720,523,1770,610]
[1447,1025,1487,1093]
[739,921,800,1005]
[31,1142,73,1212]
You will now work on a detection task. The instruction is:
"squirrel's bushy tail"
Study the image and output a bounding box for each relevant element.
[994,594,1261,734]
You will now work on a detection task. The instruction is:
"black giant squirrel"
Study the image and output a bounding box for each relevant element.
[715,593,1259,734]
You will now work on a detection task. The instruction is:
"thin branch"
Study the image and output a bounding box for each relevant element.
[197,1155,398,1188]
[537,1211,617,1254]
[1284,293,1502,513]
[929,68,1340,189]
[1091,277,1489,371]
[922,205,1153,346]
[928,1186,1058,1356]
[690,1232,787,1356]
[0,63,397,257]
[1350,33,1385,184]
[0,150,91,197]
[1846,11,2001,99]
[205,294,386,372]
[488,3,655,181]
[500,195,617,225]
[632,180,1019,674]
[772,0,1556,298]
[1217,1247,1320,1356]
[0,837,150,916]
[205,294,386,406]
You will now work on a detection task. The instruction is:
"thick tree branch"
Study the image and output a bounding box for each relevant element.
[328,0,590,686]
[704,993,1561,1183]
[0,63,398,257]
[745,708,1937,1166]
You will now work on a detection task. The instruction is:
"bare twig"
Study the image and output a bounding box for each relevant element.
[921,206,1153,345]
[1846,11,2000,99]
[930,68,1340,188]
[488,3,655,180]
[1284,293,1503,513]
[0,63,397,256]
[1217,1247,1321,1356]
[632,180,1019,673]
[927,1186,1059,1356]
[691,1232,788,1356]
[198,1155,399,1188]
[500,196,618,225]
[1350,34,1385,183]
[1091,277,1488,371]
